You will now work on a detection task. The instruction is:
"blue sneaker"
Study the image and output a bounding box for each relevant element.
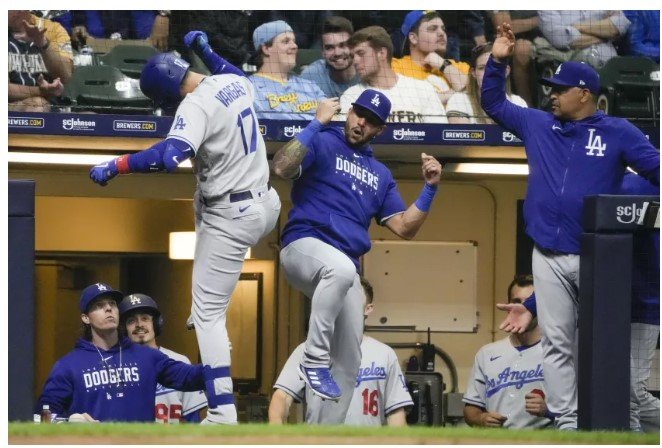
[298,364,341,401]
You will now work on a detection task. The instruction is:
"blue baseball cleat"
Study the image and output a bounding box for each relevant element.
[298,364,341,401]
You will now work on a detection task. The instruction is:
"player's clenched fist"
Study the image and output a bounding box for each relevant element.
[480,411,508,427]
[315,97,341,125]
[420,152,442,186]
[89,159,119,186]
[184,30,210,54]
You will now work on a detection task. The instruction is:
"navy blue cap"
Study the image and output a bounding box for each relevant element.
[79,283,123,313]
[540,61,600,95]
[351,89,392,124]
[401,10,437,37]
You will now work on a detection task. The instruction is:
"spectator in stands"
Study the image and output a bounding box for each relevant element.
[447,43,527,124]
[8,10,72,112]
[70,11,169,51]
[267,11,332,49]
[463,275,553,429]
[341,26,448,124]
[248,20,326,120]
[439,11,488,62]
[489,11,540,105]
[622,11,660,63]
[299,16,360,98]
[536,11,630,69]
[392,10,470,106]
[170,11,252,68]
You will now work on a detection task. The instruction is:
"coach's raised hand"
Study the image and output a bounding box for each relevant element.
[421,152,442,186]
[492,22,515,63]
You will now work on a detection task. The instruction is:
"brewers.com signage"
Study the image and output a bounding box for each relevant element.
[7,112,659,149]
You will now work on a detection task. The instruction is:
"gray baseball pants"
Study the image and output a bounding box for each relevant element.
[630,322,660,432]
[532,245,580,430]
[280,237,364,423]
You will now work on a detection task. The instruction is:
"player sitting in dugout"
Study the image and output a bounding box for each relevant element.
[35,283,213,423]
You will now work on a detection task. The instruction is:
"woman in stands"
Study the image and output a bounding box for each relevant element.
[446,42,527,124]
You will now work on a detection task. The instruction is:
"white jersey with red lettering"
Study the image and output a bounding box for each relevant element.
[155,347,207,423]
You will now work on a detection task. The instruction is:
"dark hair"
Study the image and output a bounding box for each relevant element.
[507,274,534,301]
[360,276,374,304]
[403,11,441,56]
[348,26,393,64]
[81,322,92,341]
[470,42,494,68]
[253,36,276,69]
[321,16,354,37]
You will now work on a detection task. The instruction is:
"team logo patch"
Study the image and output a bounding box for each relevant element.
[129,295,142,305]
[442,130,485,142]
[8,116,44,128]
[113,120,156,132]
[371,94,381,107]
[585,128,606,156]
[62,117,96,131]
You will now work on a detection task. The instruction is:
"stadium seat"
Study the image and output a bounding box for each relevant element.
[98,44,158,79]
[596,56,660,123]
[62,65,153,114]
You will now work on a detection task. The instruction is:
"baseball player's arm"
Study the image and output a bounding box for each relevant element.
[621,123,660,186]
[268,389,295,424]
[464,404,508,427]
[384,153,441,240]
[89,138,193,186]
[386,408,407,427]
[273,97,340,179]
[155,353,206,392]
[184,30,245,77]
[480,23,530,137]
[36,361,74,419]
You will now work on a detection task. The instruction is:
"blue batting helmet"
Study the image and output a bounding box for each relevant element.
[139,53,190,108]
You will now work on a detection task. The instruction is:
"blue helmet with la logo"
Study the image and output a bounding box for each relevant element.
[351,89,392,124]
[140,53,191,108]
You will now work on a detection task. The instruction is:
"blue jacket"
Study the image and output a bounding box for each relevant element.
[481,56,660,254]
[36,338,205,422]
[623,10,660,63]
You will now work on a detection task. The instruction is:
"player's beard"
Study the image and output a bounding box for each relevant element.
[344,121,373,147]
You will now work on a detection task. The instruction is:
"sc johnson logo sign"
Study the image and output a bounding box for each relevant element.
[113,120,156,132]
[62,117,96,131]
[393,128,426,142]
[616,203,645,224]
[283,125,303,138]
[8,117,45,128]
[442,130,485,142]
[502,131,522,143]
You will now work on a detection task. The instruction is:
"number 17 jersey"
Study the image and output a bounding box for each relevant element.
[167,74,270,200]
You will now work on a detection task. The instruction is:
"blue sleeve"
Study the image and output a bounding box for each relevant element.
[130,11,156,39]
[463,12,486,38]
[480,56,530,139]
[36,360,73,418]
[620,121,660,186]
[126,138,192,173]
[624,11,660,62]
[196,46,245,78]
[155,351,206,392]
[377,177,406,225]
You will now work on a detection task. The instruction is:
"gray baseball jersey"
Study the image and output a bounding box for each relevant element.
[155,347,207,424]
[463,337,552,429]
[167,73,270,200]
[274,337,413,425]
[168,71,281,424]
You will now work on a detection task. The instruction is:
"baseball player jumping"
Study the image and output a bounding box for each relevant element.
[268,277,413,426]
[119,294,208,423]
[483,23,660,430]
[272,88,441,423]
[89,44,281,424]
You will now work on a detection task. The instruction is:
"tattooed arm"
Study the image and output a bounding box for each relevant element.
[272,97,340,180]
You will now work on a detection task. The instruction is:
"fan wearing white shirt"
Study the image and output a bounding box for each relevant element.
[446,42,527,124]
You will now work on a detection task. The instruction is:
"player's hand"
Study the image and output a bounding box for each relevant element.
[492,23,515,62]
[315,97,341,125]
[22,18,49,48]
[496,302,532,334]
[423,52,446,71]
[89,159,119,186]
[37,75,64,98]
[480,411,507,427]
[184,30,210,54]
[525,390,548,417]
[421,153,442,186]
[68,412,99,423]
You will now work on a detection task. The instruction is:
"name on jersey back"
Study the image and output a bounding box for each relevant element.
[214,81,247,108]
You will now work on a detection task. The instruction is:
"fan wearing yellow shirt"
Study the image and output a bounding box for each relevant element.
[392,11,469,106]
